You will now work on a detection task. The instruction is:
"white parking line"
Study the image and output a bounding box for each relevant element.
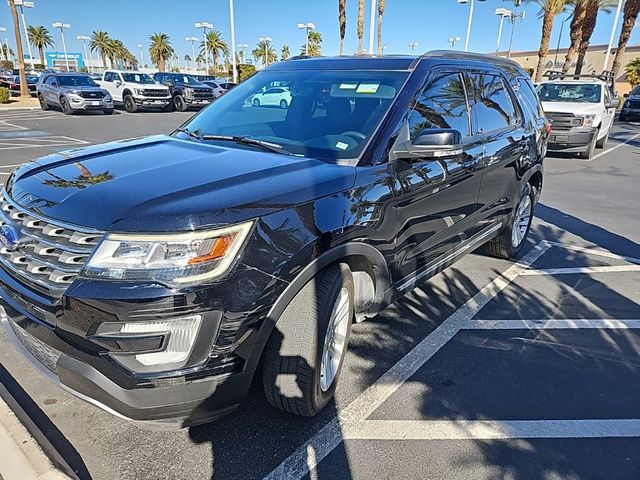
[347,419,640,441]
[462,319,640,330]
[0,136,88,151]
[548,241,640,265]
[519,265,640,276]
[580,132,640,162]
[264,241,552,480]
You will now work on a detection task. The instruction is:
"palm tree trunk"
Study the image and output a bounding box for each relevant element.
[377,0,385,55]
[8,0,29,98]
[357,0,364,55]
[159,56,165,72]
[101,53,107,69]
[534,10,555,82]
[339,0,346,55]
[562,3,587,73]
[611,0,640,77]
[575,0,598,75]
[38,46,44,68]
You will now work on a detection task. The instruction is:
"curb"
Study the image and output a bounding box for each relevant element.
[0,106,40,111]
[0,396,72,480]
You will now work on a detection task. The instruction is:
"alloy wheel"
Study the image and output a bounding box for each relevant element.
[511,194,532,248]
[320,287,350,391]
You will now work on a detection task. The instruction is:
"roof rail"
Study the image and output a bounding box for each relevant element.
[542,70,615,85]
[422,50,522,69]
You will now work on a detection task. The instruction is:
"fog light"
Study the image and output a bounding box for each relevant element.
[98,315,203,373]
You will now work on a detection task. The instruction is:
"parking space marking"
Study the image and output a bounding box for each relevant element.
[580,132,640,162]
[0,136,88,151]
[547,241,640,265]
[265,241,551,480]
[347,419,640,441]
[462,319,640,330]
[519,264,640,276]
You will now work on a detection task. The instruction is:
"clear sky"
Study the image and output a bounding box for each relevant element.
[1,0,638,62]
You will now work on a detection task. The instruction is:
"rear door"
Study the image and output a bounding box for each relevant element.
[465,71,529,232]
[393,69,484,284]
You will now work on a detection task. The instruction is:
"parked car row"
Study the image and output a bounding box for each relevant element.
[0,69,39,96]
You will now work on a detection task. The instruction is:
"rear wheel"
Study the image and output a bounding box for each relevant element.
[483,183,534,260]
[252,98,260,107]
[38,94,49,111]
[263,264,354,417]
[174,95,187,112]
[123,94,138,113]
[59,96,73,115]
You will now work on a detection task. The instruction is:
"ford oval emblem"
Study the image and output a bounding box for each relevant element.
[0,224,19,251]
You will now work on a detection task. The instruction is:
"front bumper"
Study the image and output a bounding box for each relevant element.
[185,97,214,107]
[134,96,172,107]
[547,127,597,153]
[68,96,114,111]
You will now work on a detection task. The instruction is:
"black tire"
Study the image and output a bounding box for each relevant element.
[596,130,609,149]
[618,114,628,122]
[483,183,534,260]
[263,264,354,417]
[174,95,188,112]
[162,101,175,112]
[103,108,114,115]
[59,96,73,115]
[38,94,50,111]
[252,98,260,107]
[578,134,597,159]
[280,99,288,109]
[123,94,138,113]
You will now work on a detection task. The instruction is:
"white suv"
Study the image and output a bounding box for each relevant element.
[98,70,172,113]
[537,77,618,159]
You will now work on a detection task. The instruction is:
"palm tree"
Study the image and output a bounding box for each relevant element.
[252,39,277,67]
[200,30,228,72]
[611,0,640,77]
[8,0,28,98]
[520,1,568,82]
[302,31,323,56]
[1,44,14,61]
[377,0,386,55]
[149,32,174,72]
[339,0,347,55]
[184,54,191,65]
[281,45,290,60]
[27,25,54,67]
[89,31,112,69]
[575,0,616,74]
[625,58,640,86]
[562,0,588,72]
[357,0,365,54]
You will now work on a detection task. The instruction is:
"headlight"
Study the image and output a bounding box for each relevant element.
[134,88,144,96]
[579,114,596,128]
[183,87,194,97]
[82,221,253,286]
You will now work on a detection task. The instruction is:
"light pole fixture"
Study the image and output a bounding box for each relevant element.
[457,0,488,52]
[15,0,35,69]
[137,44,145,69]
[603,0,624,71]
[368,0,376,54]
[259,36,272,67]
[77,35,91,73]
[505,5,525,59]
[554,15,571,67]
[52,22,71,71]
[0,27,9,62]
[195,22,213,74]
[448,36,461,49]
[409,41,419,54]
[238,43,248,64]
[229,0,238,83]
[297,22,315,55]
[186,36,198,72]
[494,8,512,53]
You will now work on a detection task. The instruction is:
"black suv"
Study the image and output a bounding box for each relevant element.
[153,72,215,111]
[1,53,547,427]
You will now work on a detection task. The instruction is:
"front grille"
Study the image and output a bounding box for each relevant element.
[79,90,105,99]
[0,192,103,297]
[142,89,169,98]
[546,112,583,131]
[194,88,213,98]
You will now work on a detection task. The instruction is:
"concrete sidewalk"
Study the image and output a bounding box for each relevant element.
[0,397,71,480]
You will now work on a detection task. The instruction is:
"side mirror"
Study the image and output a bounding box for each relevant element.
[623,93,629,98]
[114,79,122,87]
[607,98,620,109]
[393,128,463,161]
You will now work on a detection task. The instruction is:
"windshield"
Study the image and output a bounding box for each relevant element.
[122,73,155,84]
[537,83,602,103]
[172,74,200,85]
[59,75,98,87]
[182,69,408,161]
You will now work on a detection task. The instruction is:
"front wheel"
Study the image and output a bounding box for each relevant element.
[263,264,354,417]
[103,108,114,115]
[596,130,609,149]
[123,94,138,113]
[483,183,534,260]
[174,95,188,112]
[279,99,288,109]
[578,135,597,159]
[252,98,260,107]
[59,96,73,115]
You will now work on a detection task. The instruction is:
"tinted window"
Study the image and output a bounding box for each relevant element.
[122,73,155,84]
[59,75,98,87]
[537,83,601,104]
[514,77,543,118]
[467,73,517,133]
[45,75,57,86]
[103,72,113,82]
[407,72,470,139]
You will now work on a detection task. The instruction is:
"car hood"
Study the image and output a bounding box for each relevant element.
[6,135,356,232]
[61,86,105,93]
[541,101,602,115]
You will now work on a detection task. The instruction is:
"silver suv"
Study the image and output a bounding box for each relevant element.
[37,72,114,115]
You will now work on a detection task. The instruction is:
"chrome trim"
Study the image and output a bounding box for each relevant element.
[396,222,503,292]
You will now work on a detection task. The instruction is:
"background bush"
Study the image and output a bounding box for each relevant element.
[0,87,10,104]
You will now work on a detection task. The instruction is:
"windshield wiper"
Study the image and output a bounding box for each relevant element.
[199,134,292,155]
[175,127,202,142]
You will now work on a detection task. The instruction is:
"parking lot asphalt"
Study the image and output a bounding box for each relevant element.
[0,108,638,480]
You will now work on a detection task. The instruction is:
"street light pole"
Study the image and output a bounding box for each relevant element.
[15,0,35,69]
[52,22,71,71]
[0,28,8,62]
[449,36,461,49]
[297,23,315,55]
[195,22,213,74]
[368,0,376,54]
[603,0,623,71]
[186,37,198,73]
[77,35,90,72]
[238,43,248,64]
[229,0,237,83]
[494,8,512,53]
[554,15,571,67]
[409,41,419,54]
[138,44,144,69]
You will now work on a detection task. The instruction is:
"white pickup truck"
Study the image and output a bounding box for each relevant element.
[537,76,619,159]
[98,70,172,113]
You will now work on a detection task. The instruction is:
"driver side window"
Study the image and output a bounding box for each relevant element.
[407,72,471,140]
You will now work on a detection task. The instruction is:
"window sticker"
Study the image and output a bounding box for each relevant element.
[356,83,380,94]
[339,83,358,90]
[335,141,349,150]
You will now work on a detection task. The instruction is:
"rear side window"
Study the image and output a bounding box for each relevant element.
[466,73,517,133]
[408,72,470,139]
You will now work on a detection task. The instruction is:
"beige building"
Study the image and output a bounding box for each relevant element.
[499,43,640,95]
